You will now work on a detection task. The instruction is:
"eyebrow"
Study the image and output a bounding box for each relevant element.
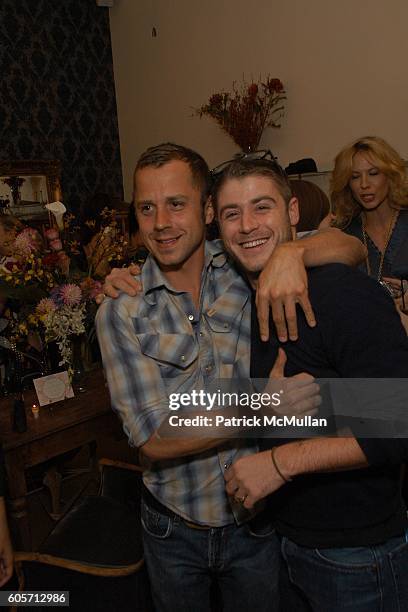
[166,194,187,202]
[135,194,188,206]
[218,195,276,215]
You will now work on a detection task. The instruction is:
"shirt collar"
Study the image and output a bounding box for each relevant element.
[141,240,229,305]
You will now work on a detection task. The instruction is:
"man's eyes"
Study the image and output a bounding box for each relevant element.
[140,204,152,213]
[223,210,239,219]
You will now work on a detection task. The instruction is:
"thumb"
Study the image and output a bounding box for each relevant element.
[269,348,287,379]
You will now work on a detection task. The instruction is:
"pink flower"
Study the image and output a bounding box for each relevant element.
[45,228,59,241]
[36,298,57,315]
[14,228,42,255]
[49,239,63,251]
[59,283,82,306]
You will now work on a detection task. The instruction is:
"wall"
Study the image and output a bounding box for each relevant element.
[109,0,408,201]
[0,0,123,210]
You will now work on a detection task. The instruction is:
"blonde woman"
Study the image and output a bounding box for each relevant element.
[331,136,408,286]
[331,136,408,328]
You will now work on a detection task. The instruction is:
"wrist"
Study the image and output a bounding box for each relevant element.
[273,443,300,480]
[271,446,294,483]
[275,241,305,263]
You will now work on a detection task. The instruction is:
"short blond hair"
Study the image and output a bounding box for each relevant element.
[330,136,408,228]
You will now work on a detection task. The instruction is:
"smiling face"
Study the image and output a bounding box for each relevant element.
[349,151,390,211]
[216,175,299,285]
[134,160,213,273]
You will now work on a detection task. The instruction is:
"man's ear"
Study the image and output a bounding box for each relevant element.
[288,197,300,227]
[205,197,215,225]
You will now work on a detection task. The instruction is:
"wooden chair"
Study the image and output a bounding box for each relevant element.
[13,459,153,611]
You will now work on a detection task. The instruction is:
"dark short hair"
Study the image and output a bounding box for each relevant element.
[135,143,211,205]
[211,159,292,211]
[290,179,330,232]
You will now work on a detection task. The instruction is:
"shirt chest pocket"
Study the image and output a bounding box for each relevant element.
[204,307,248,370]
[137,333,198,373]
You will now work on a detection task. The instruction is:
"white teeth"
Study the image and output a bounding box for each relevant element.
[242,239,267,249]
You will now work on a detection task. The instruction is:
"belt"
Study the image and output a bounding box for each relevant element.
[142,484,212,530]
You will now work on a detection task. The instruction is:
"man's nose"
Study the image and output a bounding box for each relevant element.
[154,207,171,230]
[240,210,258,233]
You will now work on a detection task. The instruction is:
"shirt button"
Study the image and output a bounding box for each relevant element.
[181,355,186,362]
[188,314,194,321]
[199,332,203,337]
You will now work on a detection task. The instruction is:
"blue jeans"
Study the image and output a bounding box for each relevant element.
[280,532,408,612]
[141,498,280,612]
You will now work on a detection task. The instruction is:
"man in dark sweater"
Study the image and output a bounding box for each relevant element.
[213,158,408,611]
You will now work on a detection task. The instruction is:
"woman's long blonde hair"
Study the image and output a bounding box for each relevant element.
[330,136,408,228]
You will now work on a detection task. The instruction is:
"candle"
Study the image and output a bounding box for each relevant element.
[31,404,40,419]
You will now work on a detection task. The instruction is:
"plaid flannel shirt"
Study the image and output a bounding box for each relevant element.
[96,240,257,526]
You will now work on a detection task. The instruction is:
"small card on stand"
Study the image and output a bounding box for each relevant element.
[33,371,74,406]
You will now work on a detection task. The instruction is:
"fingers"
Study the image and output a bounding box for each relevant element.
[278,381,321,417]
[297,294,316,330]
[102,283,121,298]
[129,263,141,275]
[269,348,287,379]
[224,473,253,507]
[282,300,299,342]
[103,266,142,298]
[271,301,288,342]
[255,290,270,342]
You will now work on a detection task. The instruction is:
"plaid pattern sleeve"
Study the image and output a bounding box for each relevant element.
[96,295,170,447]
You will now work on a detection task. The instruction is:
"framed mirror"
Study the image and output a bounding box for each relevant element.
[0,160,62,222]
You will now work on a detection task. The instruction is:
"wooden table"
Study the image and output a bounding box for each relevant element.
[0,370,123,550]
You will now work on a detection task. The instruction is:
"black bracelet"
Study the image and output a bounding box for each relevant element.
[271,447,293,483]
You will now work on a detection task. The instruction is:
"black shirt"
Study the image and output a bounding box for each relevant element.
[252,263,408,547]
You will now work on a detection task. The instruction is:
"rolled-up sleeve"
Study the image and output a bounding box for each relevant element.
[96,298,169,447]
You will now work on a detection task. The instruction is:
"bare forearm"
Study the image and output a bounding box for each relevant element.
[275,437,369,480]
[141,432,230,462]
[296,228,366,267]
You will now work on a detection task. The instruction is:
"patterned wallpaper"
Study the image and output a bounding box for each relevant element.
[0,0,123,211]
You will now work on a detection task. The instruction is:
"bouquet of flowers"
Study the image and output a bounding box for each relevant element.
[0,209,125,377]
[195,76,286,152]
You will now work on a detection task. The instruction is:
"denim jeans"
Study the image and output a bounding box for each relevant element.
[280,531,408,612]
[141,498,280,612]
